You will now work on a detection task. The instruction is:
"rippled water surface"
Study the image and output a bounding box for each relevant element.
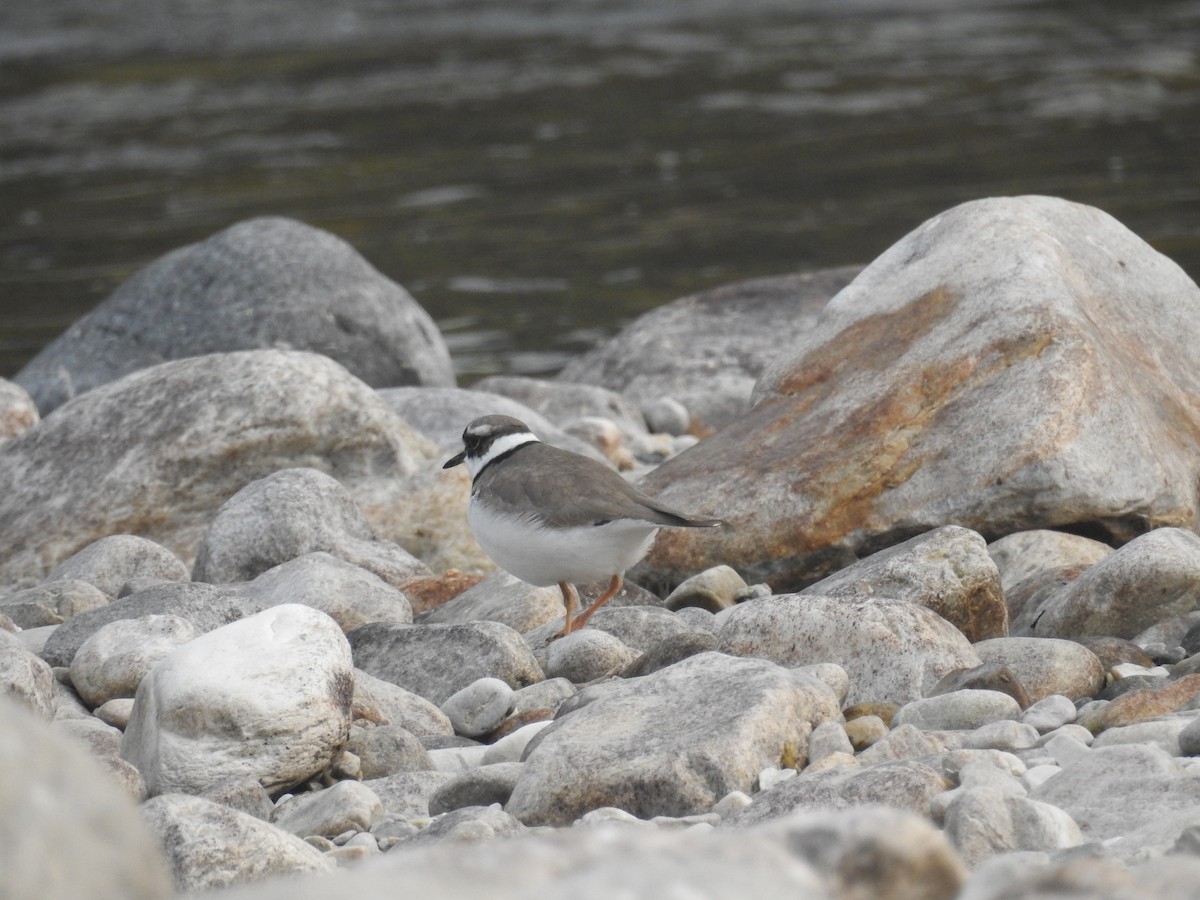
[2,0,1198,380]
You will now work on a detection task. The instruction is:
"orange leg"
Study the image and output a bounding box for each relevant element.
[569,574,622,632]
[555,580,580,637]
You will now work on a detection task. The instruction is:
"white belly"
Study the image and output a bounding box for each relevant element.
[468,498,658,587]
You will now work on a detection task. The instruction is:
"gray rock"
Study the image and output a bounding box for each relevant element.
[141,793,333,891]
[428,762,525,815]
[751,805,967,900]
[963,720,1040,752]
[272,780,385,838]
[621,629,717,678]
[958,855,1144,900]
[121,605,354,795]
[482,722,554,765]
[544,629,640,683]
[730,759,950,826]
[717,594,981,706]
[505,652,840,825]
[44,535,190,598]
[378,385,603,459]
[349,621,543,706]
[574,604,717,654]
[345,725,434,778]
[232,551,412,632]
[0,349,432,593]
[1015,528,1200,640]
[439,677,514,738]
[799,525,1007,642]
[416,572,562,633]
[351,669,453,736]
[0,630,57,719]
[1030,743,1200,843]
[943,785,1083,865]
[1179,714,1200,756]
[986,530,1112,593]
[365,771,456,819]
[472,375,648,437]
[894,691,1021,731]
[212,815,831,900]
[808,720,855,765]
[0,579,109,628]
[0,377,37,445]
[94,697,135,730]
[664,564,748,612]
[193,468,428,589]
[560,269,857,431]
[634,197,1200,590]
[15,216,453,415]
[855,724,943,764]
[1091,718,1193,756]
[399,805,525,847]
[41,581,243,668]
[200,776,275,821]
[508,677,576,717]
[0,695,173,900]
[972,636,1105,702]
[1021,694,1078,733]
[68,614,196,708]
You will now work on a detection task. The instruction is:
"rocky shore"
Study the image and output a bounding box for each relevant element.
[4,195,1200,899]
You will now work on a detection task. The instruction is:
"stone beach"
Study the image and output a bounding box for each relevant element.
[7,195,1200,898]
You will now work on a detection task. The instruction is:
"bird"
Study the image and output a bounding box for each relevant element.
[443,414,723,636]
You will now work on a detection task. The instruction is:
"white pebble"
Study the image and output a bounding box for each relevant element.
[439,677,513,738]
[758,767,797,791]
[1022,764,1062,791]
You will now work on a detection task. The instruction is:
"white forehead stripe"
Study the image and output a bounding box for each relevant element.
[466,422,494,437]
[466,431,539,478]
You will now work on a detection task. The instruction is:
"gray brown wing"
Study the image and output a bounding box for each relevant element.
[476,442,721,529]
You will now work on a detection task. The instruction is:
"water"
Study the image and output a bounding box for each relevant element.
[2,0,1198,382]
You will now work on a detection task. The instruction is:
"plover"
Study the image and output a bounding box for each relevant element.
[444,414,722,635]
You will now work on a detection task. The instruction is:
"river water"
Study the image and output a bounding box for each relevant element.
[2,0,1198,381]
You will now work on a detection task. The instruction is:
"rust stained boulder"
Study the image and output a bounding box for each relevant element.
[633,196,1200,591]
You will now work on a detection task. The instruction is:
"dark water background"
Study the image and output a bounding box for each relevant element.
[2,0,1198,382]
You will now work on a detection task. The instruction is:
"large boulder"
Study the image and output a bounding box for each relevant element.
[632,197,1200,590]
[120,604,354,795]
[505,652,840,825]
[14,216,454,414]
[558,268,859,430]
[0,349,432,592]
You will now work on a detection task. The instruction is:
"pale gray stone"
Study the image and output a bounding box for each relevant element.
[751,805,967,900]
[200,776,274,821]
[43,536,190,599]
[560,269,857,431]
[141,793,333,891]
[351,668,453,737]
[798,525,1007,642]
[808,720,854,764]
[0,579,109,628]
[0,377,37,445]
[987,530,1113,593]
[94,697,135,729]
[365,771,456,819]
[729,759,950,826]
[234,552,412,632]
[641,396,691,436]
[621,629,717,677]
[963,720,1040,752]
[428,762,524,815]
[427,745,489,773]
[664,565,748,612]
[396,805,525,847]
[1091,718,1192,756]
[1042,732,1093,768]
[893,691,1021,732]
[544,629,640,683]
[14,216,453,414]
[943,785,1083,865]
[633,197,1200,590]
[416,571,562,633]
[472,375,647,438]
[856,723,941,764]
[345,725,433,778]
[0,349,431,593]
[121,605,354,795]
[1021,694,1078,732]
[0,630,57,719]
[272,780,385,838]
[508,677,576,717]
[0,695,173,900]
[507,652,840,825]
[194,468,428,589]
[958,854,1143,900]
[1015,528,1200,640]
[439,677,514,738]
[526,605,693,655]
[717,594,981,706]
[348,621,543,706]
[1030,743,1200,842]
[68,614,196,708]
[41,582,242,668]
[972,636,1104,703]
[481,722,553,765]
